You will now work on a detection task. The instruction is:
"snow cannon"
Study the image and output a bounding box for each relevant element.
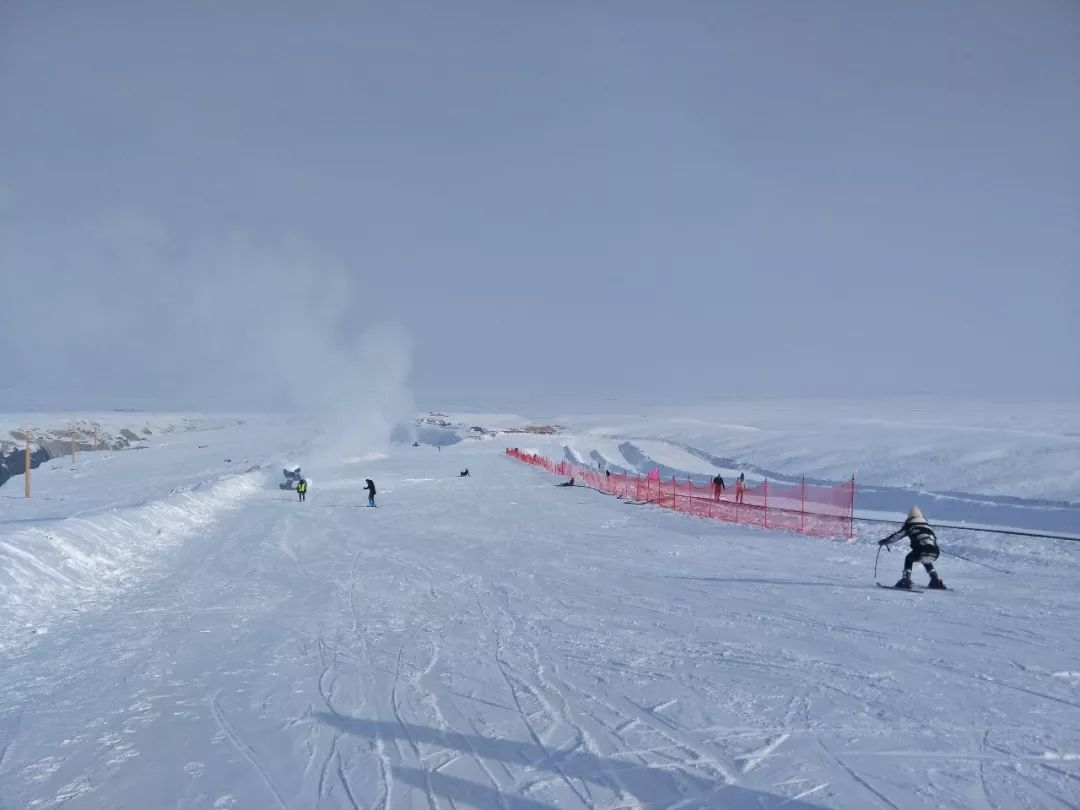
[280,465,303,490]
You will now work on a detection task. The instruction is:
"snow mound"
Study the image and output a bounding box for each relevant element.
[0,472,262,653]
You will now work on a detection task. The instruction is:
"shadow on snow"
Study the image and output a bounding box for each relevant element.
[314,713,828,809]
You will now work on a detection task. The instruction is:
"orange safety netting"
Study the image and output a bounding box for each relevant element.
[505,448,854,539]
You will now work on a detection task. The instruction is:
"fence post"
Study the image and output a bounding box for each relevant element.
[72,427,77,464]
[800,475,806,534]
[849,475,857,538]
[763,479,768,528]
[24,435,31,498]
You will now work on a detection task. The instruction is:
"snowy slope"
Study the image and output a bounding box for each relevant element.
[454,400,1080,537]
[1,412,1078,809]
[451,398,1080,503]
[0,415,300,654]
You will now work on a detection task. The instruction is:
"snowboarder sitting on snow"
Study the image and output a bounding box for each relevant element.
[296,478,308,502]
[557,477,575,487]
[364,478,376,507]
[878,506,946,590]
[459,468,470,477]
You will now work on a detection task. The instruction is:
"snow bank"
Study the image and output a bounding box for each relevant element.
[569,399,1080,504]
[0,472,262,653]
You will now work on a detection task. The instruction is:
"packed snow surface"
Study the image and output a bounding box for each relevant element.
[1,403,1078,809]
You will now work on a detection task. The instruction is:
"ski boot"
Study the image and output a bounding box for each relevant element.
[928,575,947,590]
[894,573,913,590]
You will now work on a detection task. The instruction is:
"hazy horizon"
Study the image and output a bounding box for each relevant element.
[2,1,1077,416]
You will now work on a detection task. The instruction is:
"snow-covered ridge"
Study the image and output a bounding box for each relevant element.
[0,412,244,450]
[0,413,251,490]
[0,471,262,654]
[428,401,1080,536]
[440,399,1080,502]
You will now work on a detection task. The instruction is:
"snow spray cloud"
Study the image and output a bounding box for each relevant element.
[0,212,415,453]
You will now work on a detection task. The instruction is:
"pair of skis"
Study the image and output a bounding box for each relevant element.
[876,582,935,594]
[874,543,950,593]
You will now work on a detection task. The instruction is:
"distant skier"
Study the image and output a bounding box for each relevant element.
[878,506,946,590]
[712,473,726,500]
[364,478,377,507]
[296,478,308,502]
[460,468,470,477]
[735,473,746,504]
[558,477,575,487]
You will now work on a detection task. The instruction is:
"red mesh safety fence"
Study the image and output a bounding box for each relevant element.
[505,448,855,538]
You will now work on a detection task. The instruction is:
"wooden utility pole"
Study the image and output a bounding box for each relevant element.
[24,435,31,498]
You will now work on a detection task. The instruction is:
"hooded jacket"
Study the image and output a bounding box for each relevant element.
[880,506,938,551]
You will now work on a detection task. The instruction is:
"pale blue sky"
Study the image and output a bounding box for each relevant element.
[1,1,1077,411]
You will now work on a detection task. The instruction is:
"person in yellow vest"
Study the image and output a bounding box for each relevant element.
[296,478,308,502]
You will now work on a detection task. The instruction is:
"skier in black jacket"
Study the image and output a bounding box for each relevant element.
[879,506,946,589]
[364,479,377,507]
[712,474,726,500]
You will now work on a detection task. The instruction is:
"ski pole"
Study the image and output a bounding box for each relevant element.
[874,544,883,581]
[940,549,1011,575]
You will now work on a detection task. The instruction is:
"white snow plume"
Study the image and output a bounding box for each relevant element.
[1,215,415,454]
[307,320,416,464]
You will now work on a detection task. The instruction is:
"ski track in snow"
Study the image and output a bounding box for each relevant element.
[210,692,291,810]
[0,417,1078,809]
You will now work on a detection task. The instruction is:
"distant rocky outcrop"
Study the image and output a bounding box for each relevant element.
[503,425,565,435]
[0,418,157,490]
[0,444,51,490]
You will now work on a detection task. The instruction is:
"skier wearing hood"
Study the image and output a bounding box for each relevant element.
[879,506,947,590]
[364,479,377,507]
